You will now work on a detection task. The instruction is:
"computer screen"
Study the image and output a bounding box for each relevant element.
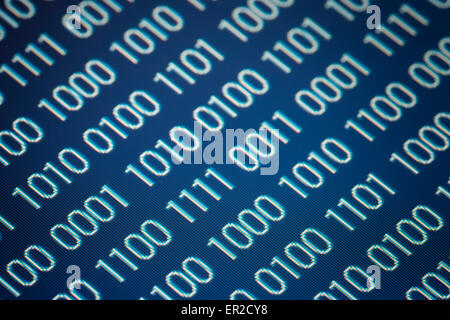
[0,0,448,300]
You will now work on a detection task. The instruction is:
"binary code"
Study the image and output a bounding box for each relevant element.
[0,0,449,300]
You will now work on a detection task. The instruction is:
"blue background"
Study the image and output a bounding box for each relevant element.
[0,0,448,299]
